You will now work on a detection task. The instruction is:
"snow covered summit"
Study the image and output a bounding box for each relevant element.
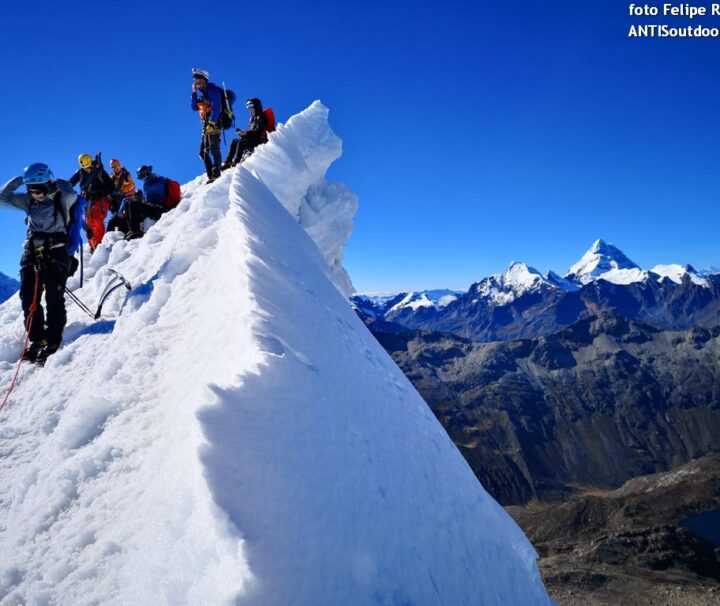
[565,238,646,285]
[0,103,552,605]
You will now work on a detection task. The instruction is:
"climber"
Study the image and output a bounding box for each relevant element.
[0,164,77,364]
[222,98,269,168]
[69,153,113,251]
[190,68,224,183]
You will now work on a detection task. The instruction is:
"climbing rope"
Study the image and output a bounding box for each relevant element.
[0,270,41,415]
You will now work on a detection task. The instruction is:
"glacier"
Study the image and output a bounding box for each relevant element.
[0,102,552,605]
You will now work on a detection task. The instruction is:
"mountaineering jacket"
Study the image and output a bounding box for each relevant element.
[141,173,168,206]
[191,82,223,123]
[0,176,76,235]
[69,162,114,201]
[242,98,269,145]
[112,168,136,197]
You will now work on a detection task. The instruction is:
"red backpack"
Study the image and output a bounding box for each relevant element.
[165,179,182,209]
[263,107,276,134]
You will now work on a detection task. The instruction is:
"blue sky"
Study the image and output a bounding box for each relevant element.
[0,0,719,292]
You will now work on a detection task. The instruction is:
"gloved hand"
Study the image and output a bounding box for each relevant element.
[204,121,219,135]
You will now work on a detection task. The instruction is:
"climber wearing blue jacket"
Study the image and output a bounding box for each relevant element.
[190,68,223,183]
[129,165,170,238]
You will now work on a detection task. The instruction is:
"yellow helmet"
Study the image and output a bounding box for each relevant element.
[78,153,93,169]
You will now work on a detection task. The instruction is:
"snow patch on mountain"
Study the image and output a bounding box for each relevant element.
[652,264,708,286]
[0,103,552,605]
[546,270,580,292]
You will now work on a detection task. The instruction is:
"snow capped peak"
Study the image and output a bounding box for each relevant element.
[473,262,561,306]
[501,261,546,289]
[651,263,708,286]
[566,239,643,285]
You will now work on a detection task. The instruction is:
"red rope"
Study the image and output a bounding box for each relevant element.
[0,270,40,416]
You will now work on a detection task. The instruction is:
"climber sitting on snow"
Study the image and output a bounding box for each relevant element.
[0,164,77,365]
[125,165,174,239]
[222,98,269,169]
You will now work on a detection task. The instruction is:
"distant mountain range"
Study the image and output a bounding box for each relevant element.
[353,239,720,342]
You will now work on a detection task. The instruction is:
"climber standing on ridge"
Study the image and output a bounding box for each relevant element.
[222,98,269,169]
[70,153,113,251]
[190,68,223,183]
[0,164,77,365]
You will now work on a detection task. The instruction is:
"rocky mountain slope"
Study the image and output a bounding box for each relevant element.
[508,454,720,606]
[375,312,720,504]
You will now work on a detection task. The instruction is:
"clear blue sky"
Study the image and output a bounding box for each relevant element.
[0,0,718,293]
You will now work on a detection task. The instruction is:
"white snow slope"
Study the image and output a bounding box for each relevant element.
[0,103,552,606]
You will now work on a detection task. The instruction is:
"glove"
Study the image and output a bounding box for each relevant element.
[205,121,219,135]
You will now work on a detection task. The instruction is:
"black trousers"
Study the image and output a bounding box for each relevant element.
[225,134,265,165]
[199,131,222,178]
[19,236,71,345]
[107,213,129,235]
[127,198,166,232]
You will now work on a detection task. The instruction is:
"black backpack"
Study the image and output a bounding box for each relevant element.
[219,87,236,130]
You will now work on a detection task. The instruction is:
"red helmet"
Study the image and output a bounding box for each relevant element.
[109,159,122,169]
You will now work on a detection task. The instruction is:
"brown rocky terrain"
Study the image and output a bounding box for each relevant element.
[508,455,720,605]
[376,312,720,505]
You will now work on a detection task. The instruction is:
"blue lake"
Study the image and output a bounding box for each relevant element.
[678,509,720,547]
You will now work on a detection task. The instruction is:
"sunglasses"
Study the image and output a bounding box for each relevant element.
[28,186,48,197]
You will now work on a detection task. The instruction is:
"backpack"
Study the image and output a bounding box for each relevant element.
[264,107,276,133]
[219,87,237,130]
[164,179,182,209]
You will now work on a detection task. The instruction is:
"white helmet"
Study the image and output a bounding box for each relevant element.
[192,67,210,80]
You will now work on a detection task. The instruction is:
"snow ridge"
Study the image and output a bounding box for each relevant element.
[0,103,552,605]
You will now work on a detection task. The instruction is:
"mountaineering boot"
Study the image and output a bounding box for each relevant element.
[22,339,47,363]
[35,342,60,367]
